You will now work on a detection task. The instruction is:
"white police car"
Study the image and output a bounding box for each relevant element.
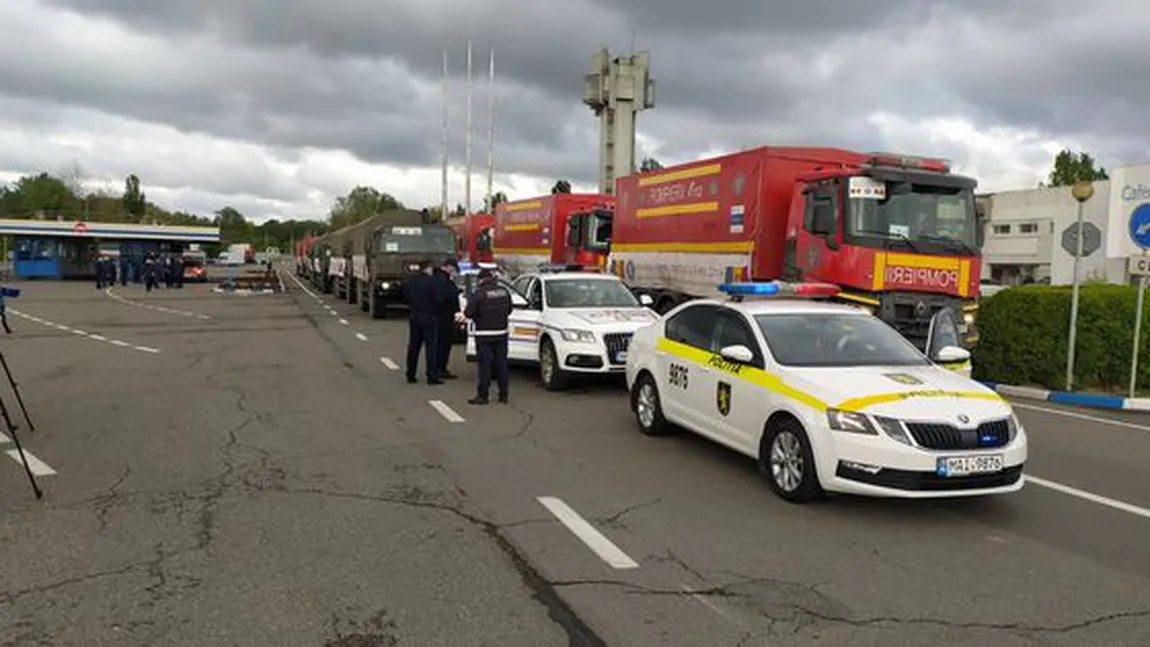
[467,267,659,390]
[624,281,1027,503]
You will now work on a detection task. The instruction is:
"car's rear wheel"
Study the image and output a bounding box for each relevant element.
[632,373,670,436]
[759,418,823,503]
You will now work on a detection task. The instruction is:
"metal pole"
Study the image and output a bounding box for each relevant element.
[440,49,449,221]
[465,41,473,217]
[486,48,495,212]
[1065,200,1086,391]
[1131,276,1145,398]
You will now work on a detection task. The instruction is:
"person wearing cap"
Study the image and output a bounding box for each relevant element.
[462,267,513,404]
[433,259,461,379]
[402,259,444,385]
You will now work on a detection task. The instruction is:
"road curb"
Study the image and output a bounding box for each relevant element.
[980,381,1150,411]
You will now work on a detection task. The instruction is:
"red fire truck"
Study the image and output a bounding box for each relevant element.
[493,194,614,275]
[447,213,496,263]
[610,146,982,350]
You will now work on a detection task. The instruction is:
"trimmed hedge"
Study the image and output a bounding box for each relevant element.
[973,283,1150,392]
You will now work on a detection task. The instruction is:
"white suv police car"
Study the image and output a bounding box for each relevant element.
[624,281,1027,503]
[467,268,658,390]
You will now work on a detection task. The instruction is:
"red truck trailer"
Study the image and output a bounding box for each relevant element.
[610,146,982,350]
[447,213,496,263]
[493,194,614,275]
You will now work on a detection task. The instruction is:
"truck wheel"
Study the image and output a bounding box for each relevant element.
[758,417,823,504]
[631,373,671,436]
[539,338,569,391]
[370,293,387,319]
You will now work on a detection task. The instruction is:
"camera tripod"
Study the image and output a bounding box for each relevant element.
[0,308,41,498]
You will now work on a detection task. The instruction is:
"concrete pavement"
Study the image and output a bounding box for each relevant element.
[2,271,1149,646]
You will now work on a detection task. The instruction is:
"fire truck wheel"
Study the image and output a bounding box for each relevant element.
[539,338,569,391]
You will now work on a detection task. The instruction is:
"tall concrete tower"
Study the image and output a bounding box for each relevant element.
[583,49,655,195]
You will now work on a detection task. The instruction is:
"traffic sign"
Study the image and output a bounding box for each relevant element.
[1060,221,1101,257]
[1129,255,1150,277]
[1129,203,1150,249]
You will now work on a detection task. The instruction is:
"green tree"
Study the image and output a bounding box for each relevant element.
[329,186,404,229]
[482,191,508,211]
[122,174,146,222]
[551,180,571,194]
[216,206,254,245]
[16,173,77,216]
[1045,149,1108,187]
[640,157,663,172]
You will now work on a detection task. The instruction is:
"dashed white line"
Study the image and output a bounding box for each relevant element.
[536,496,640,570]
[339,318,349,325]
[8,309,160,354]
[379,357,399,370]
[1027,475,1150,521]
[6,449,56,476]
[428,399,465,423]
[105,287,211,319]
[1012,401,1150,433]
[355,332,368,341]
[284,270,319,299]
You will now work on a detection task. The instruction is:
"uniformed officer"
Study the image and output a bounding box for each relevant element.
[172,254,184,288]
[463,268,513,404]
[143,254,158,292]
[402,260,443,385]
[433,259,461,379]
[163,256,174,288]
[94,255,105,289]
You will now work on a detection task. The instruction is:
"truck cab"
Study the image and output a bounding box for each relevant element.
[563,207,613,269]
[363,222,457,319]
[783,153,981,350]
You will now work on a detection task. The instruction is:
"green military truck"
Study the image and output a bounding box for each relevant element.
[354,210,457,318]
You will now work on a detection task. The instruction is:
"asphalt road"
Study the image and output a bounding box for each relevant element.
[1,268,1149,646]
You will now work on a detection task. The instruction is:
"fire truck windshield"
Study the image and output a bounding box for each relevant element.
[585,210,612,252]
[845,183,977,255]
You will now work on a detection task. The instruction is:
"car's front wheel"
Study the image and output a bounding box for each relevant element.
[539,338,569,391]
[759,418,823,503]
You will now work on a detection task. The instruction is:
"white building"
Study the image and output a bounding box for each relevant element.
[980,162,1150,286]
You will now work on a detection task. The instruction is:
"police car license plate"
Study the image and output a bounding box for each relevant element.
[937,454,1004,477]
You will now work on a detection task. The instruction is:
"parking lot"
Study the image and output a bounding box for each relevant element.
[1,271,1149,646]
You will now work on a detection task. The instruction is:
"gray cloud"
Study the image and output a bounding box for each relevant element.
[0,0,1144,223]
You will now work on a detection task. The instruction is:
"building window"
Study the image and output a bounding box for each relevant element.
[1019,223,1038,233]
[993,224,1011,235]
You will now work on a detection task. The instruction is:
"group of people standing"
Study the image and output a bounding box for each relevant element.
[94,253,184,292]
[403,261,513,405]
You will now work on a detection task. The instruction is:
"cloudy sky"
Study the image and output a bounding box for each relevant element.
[0,0,1145,223]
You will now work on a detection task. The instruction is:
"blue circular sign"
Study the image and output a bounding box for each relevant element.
[1129,203,1150,249]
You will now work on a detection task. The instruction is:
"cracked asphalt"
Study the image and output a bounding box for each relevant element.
[2,269,1149,646]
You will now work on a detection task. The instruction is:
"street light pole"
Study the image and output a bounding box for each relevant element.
[1065,180,1095,391]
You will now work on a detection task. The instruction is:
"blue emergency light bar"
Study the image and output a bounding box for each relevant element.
[718,281,841,300]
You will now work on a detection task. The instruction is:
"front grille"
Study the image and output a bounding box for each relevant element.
[603,333,633,365]
[905,418,1012,450]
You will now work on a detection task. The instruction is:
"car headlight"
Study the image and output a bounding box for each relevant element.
[560,328,595,343]
[380,281,391,290]
[826,409,877,435]
[874,416,912,445]
[1006,413,1022,440]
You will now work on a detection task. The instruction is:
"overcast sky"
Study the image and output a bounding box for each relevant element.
[0,0,1145,223]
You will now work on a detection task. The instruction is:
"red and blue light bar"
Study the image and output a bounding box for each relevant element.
[718,281,841,300]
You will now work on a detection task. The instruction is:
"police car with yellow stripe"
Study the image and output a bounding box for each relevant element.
[624,281,1027,503]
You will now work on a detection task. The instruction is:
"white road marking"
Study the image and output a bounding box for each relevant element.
[379,357,399,370]
[111,340,131,347]
[1027,475,1150,521]
[134,346,160,354]
[8,308,163,354]
[73,329,87,335]
[428,399,465,423]
[1012,402,1150,433]
[105,288,210,319]
[89,334,107,341]
[339,318,349,325]
[284,270,319,299]
[0,431,8,443]
[6,449,56,475]
[329,310,338,316]
[355,332,368,341]
[536,496,640,570]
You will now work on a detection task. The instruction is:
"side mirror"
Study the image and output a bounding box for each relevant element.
[638,293,654,306]
[719,344,754,364]
[934,345,970,364]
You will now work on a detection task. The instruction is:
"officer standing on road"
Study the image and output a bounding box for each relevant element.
[143,254,158,292]
[463,268,512,405]
[172,254,184,289]
[433,259,461,380]
[94,255,105,289]
[402,260,443,385]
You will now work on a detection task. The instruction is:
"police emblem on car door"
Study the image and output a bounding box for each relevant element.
[716,381,732,416]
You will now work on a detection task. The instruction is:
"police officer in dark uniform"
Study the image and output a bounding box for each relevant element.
[143,254,158,292]
[172,254,184,288]
[403,260,443,385]
[433,259,461,379]
[94,255,105,289]
[464,268,513,404]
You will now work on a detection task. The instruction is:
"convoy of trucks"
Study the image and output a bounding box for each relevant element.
[298,209,456,318]
[294,144,983,352]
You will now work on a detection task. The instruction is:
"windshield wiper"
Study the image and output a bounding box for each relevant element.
[918,234,977,255]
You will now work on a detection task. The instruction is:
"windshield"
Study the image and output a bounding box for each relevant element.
[376,226,456,254]
[755,313,930,367]
[545,278,639,309]
[846,181,977,254]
